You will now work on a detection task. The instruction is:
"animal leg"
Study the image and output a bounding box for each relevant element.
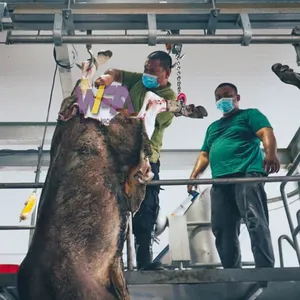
[125,155,153,213]
[272,63,300,89]
[133,91,168,139]
[108,255,130,300]
[165,95,208,118]
[134,92,208,140]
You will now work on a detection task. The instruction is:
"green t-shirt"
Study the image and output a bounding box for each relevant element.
[200,108,272,178]
[121,70,177,163]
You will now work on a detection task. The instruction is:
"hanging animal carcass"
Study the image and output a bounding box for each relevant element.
[17,49,208,300]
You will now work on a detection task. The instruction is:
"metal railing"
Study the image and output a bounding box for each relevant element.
[0,167,299,270]
[278,153,300,267]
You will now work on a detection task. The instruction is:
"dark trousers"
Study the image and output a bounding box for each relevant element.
[210,172,275,269]
[132,161,160,270]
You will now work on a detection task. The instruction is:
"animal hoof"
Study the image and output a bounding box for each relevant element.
[133,168,154,184]
[271,63,300,89]
[175,104,208,119]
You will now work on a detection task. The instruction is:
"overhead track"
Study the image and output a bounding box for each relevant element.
[6,33,300,45]
[2,0,300,33]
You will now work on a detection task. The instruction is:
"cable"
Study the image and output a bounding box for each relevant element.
[269,197,300,212]
[22,64,58,229]
[53,44,78,69]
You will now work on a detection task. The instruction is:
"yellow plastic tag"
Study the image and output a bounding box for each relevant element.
[19,192,37,221]
[91,85,105,115]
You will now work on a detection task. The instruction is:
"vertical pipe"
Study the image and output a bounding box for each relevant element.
[279,152,300,265]
[126,213,134,271]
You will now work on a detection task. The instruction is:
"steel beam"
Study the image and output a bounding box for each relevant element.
[147,13,157,46]
[6,34,300,45]
[206,8,219,35]
[6,1,300,14]
[238,13,252,46]
[3,1,300,33]
[52,11,75,99]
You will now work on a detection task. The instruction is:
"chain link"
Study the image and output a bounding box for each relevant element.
[176,53,181,95]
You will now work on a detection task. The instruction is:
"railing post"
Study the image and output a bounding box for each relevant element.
[279,152,300,265]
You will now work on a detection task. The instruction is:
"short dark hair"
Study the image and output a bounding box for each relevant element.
[147,51,173,71]
[215,82,238,94]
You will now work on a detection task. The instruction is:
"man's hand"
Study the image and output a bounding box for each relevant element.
[187,177,198,195]
[94,74,114,88]
[263,153,280,174]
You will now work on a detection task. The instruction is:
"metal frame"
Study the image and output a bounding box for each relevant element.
[3,0,300,33]
[124,267,300,284]
[278,153,300,267]
[0,175,299,189]
[6,34,300,45]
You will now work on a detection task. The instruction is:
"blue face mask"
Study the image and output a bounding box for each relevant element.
[216,98,235,114]
[142,73,160,89]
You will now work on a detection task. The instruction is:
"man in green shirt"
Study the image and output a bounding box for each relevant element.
[95,51,177,270]
[187,82,280,269]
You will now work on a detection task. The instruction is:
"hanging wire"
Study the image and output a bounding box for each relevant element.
[53,44,78,69]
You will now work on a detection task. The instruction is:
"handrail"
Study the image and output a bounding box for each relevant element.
[0,175,300,189]
[278,152,300,266]
[0,171,299,270]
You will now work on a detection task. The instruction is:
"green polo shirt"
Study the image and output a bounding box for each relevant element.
[200,108,272,178]
[121,70,177,163]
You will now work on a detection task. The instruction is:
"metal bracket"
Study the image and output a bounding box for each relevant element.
[237,13,252,46]
[53,9,76,46]
[147,13,157,46]
[207,8,220,35]
[167,30,184,59]
[0,2,7,32]
[53,13,63,46]
[62,9,75,36]
[292,26,300,66]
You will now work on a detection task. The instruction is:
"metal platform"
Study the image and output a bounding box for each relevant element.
[125,268,300,300]
[1,268,300,300]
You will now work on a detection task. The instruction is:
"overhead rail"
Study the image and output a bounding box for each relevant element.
[5,33,300,45]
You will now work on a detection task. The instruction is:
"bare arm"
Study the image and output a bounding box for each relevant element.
[187,151,209,194]
[190,151,210,179]
[256,127,280,173]
[256,127,277,156]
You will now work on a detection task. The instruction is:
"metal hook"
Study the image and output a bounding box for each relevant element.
[86,44,93,70]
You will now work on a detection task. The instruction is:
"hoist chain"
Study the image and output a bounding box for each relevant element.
[173,44,183,95]
[176,53,182,95]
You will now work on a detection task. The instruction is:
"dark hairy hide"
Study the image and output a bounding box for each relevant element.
[17,90,152,300]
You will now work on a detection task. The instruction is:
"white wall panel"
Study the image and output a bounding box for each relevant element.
[0,31,299,150]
